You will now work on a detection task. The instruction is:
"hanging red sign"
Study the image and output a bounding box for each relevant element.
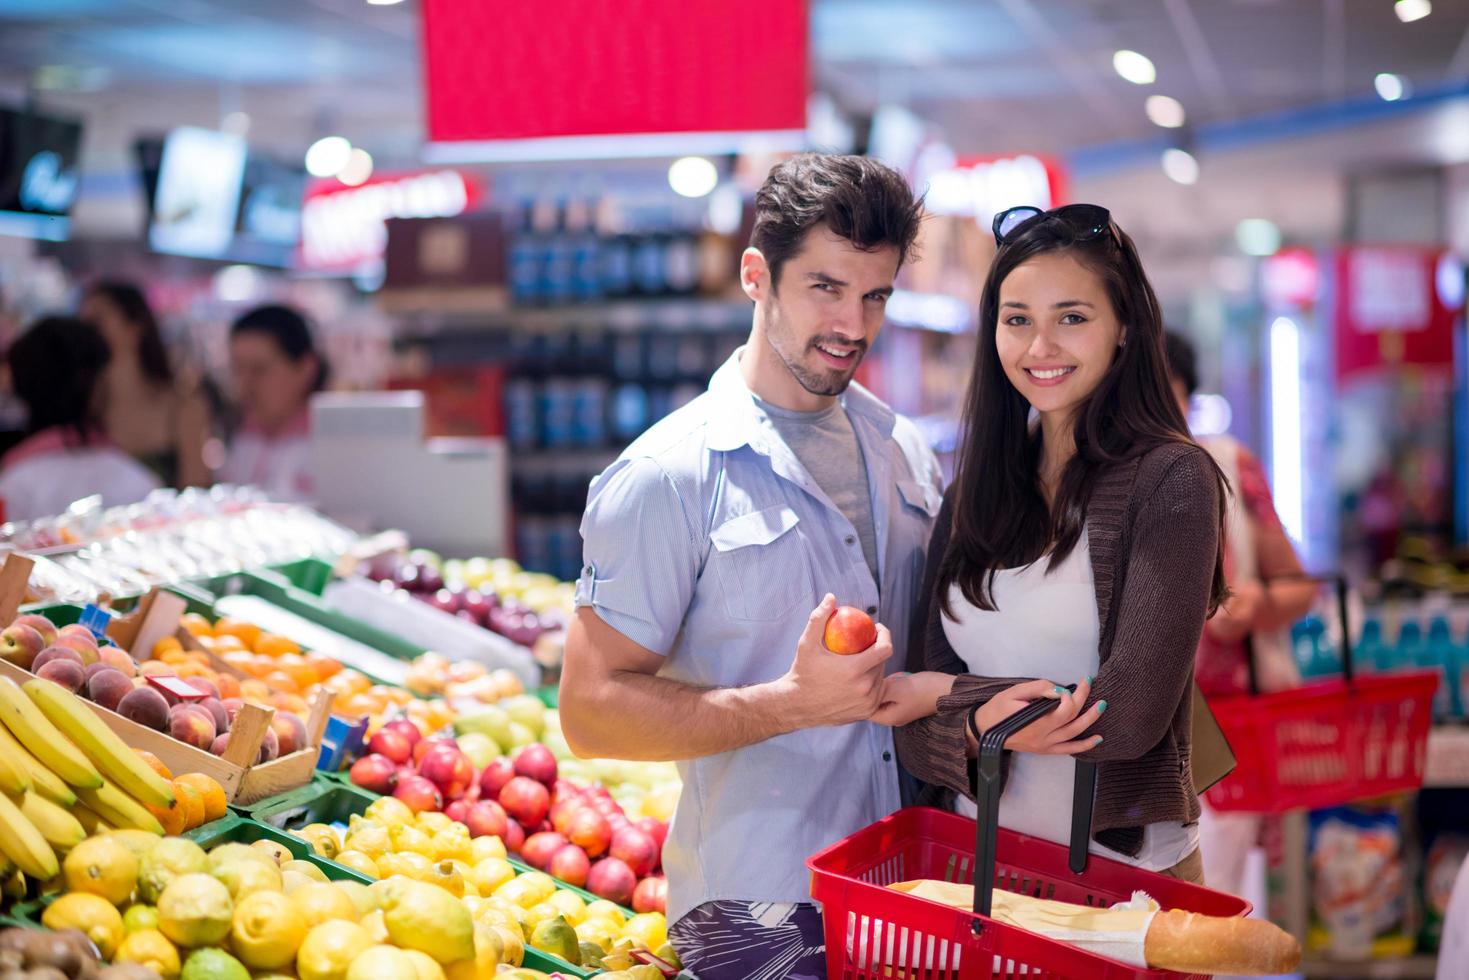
[1334,246,1456,380]
[420,0,808,154]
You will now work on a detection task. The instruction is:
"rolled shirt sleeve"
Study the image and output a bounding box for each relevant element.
[576,456,701,656]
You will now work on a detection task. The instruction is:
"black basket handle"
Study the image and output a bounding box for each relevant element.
[965,689,1098,930]
[1245,573,1353,696]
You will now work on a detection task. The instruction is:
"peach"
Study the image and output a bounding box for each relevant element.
[33,646,84,673]
[12,614,57,647]
[0,624,46,669]
[36,658,86,693]
[169,703,216,750]
[96,645,137,678]
[117,686,169,731]
[197,697,229,734]
[270,711,307,756]
[86,667,135,711]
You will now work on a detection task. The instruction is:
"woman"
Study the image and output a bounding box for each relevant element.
[1165,331,1315,898]
[882,204,1227,882]
[0,316,160,520]
[219,304,326,502]
[80,282,211,488]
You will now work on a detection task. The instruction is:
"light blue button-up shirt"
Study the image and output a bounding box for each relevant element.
[575,349,943,925]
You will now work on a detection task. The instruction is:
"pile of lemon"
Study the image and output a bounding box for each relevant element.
[40,829,556,980]
[290,795,677,973]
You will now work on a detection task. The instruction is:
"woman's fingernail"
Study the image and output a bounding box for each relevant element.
[1053,686,1066,696]
[1084,675,1093,685]
[1095,735,1104,743]
[1097,700,1108,714]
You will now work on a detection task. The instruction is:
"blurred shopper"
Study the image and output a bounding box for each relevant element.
[1437,853,1469,980]
[220,304,325,502]
[1165,331,1316,898]
[561,154,935,978]
[0,316,160,520]
[891,205,1226,884]
[80,281,212,488]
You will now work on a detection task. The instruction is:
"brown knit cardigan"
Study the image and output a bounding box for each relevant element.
[894,441,1221,857]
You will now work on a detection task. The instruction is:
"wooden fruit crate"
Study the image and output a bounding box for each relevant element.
[0,557,330,805]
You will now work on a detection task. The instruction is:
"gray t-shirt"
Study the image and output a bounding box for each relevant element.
[758,398,880,584]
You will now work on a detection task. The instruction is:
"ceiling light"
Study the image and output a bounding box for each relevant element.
[1113,50,1157,86]
[1395,0,1431,23]
[1236,218,1282,257]
[337,148,374,186]
[305,136,353,177]
[1374,72,1408,101]
[668,156,718,198]
[1161,148,1199,185]
[1145,95,1186,128]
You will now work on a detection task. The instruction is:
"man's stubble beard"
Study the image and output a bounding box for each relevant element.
[762,293,863,399]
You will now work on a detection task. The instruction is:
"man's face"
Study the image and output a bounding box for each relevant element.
[751,226,900,398]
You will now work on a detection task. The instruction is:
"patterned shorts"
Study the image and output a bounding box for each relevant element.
[669,900,827,979]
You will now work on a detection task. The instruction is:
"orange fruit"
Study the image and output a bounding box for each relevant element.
[240,680,271,702]
[220,650,254,673]
[135,750,174,781]
[173,780,205,831]
[159,650,188,666]
[271,693,310,717]
[214,618,262,650]
[180,613,214,637]
[146,795,188,836]
[212,634,246,653]
[152,636,183,658]
[305,654,341,681]
[262,672,300,696]
[174,773,228,823]
[139,662,176,678]
[253,634,300,658]
[216,674,242,699]
[284,662,319,691]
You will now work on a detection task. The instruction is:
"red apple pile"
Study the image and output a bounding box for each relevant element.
[349,718,668,910]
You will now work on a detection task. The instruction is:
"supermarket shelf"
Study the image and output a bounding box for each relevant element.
[1301,954,1438,979]
[1424,724,1469,787]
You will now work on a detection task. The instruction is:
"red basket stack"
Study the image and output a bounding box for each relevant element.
[808,806,1251,980]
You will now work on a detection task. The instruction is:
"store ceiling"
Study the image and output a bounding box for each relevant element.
[1,0,1468,168]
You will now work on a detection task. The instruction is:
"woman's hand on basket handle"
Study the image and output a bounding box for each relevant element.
[971,677,1105,755]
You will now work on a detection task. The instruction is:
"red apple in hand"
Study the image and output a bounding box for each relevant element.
[549,844,591,887]
[824,606,877,654]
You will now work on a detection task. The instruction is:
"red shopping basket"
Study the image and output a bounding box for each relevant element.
[1203,577,1439,813]
[808,697,1252,980]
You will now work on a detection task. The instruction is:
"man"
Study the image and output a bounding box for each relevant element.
[560,152,941,979]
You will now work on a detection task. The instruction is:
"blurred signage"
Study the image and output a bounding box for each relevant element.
[0,106,83,241]
[148,127,248,258]
[923,154,1068,226]
[420,0,807,158]
[300,170,482,272]
[1335,246,1455,379]
[1262,248,1320,309]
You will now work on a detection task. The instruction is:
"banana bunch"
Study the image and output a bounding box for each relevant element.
[0,676,177,888]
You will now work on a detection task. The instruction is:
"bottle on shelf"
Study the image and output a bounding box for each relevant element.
[507,202,543,306]
[542,200,576,307]
[1293,612,1338,678]
[1424,616,1462,719]
[1357,615,1387,674]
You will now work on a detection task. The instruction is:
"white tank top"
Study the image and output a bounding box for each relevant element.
[942,527,1198,872]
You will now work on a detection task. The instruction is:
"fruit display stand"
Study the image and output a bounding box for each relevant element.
[249,778,630,916]
[0,559,332,805]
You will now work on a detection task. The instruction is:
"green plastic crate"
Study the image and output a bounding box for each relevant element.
[250,781,380,831]
[269,558,336,597]
[228,773,349,820]
[188,814,372,885]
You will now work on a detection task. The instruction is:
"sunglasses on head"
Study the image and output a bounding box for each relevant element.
[992,204,1114,247]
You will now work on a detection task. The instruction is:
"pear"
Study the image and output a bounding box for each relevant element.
[528,914,580,965]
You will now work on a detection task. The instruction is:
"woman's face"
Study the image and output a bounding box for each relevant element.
[79,292,133,354]
[995,251,1122,425]
[229,332,316,433]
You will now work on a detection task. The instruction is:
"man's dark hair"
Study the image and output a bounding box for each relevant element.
[8,316,111,442]
[750,153,923,290]
[1163,330,1198,396]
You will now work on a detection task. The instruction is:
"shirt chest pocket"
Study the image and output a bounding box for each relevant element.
[708,506,813,622]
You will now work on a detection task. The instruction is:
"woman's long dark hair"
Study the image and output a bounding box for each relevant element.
[8,316,111,444]
[938,213,1227,615]
[86,281,174,386]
